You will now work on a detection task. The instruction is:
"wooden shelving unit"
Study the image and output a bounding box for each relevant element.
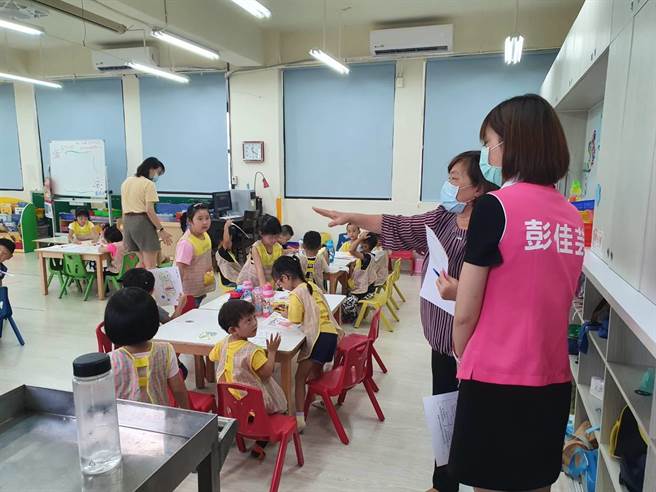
[571,252,656,491]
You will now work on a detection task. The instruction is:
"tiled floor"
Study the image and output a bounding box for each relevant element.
[0,253,573,492]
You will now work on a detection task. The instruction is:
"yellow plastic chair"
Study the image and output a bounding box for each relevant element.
[354,276,399,332]
[390,259,406,304]
[320,232,332,245]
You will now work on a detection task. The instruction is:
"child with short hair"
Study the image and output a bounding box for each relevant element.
[237,215,283,287]
[339,223,360,252]
[68,208,98,243]
[0,238,15,287]
[175,203,216,307]
[216,219,242,288]
[209,299,286,415]
[98,225,127,275]
[272,256,341,431]
[298,231,328,289]
[105,287,190,409]
[342,232,378,323]
[279,224,294,248]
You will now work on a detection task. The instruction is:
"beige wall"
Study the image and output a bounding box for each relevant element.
[228,59,436,239]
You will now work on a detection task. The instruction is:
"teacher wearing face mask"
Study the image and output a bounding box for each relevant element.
[315,150,497,492]
[447,94,584,492]
[120,157,173,269]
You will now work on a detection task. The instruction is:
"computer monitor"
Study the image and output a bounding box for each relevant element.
[212,191,232,217]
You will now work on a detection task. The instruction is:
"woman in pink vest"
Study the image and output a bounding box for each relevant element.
[448,94,584,491]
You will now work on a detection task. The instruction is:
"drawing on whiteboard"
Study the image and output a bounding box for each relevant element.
[49,140,107,198]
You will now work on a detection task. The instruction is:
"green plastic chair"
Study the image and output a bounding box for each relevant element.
[59,254,96,301]
[47,258,65,288]
[105,252,139,292]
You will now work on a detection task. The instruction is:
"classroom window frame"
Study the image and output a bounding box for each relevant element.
[282,61,396,201]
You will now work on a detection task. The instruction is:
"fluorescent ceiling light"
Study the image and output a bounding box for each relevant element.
[127,62,189,84]
[504,35,524,64]
[151,30,219,60]
[0,71,61,88]
[0,17,44,35]
[230,0,271,19]
[309,48,349,75]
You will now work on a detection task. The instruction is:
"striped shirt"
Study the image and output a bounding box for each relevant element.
[381,206,467,354]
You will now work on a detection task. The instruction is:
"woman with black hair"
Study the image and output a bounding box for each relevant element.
[120,157,172,269]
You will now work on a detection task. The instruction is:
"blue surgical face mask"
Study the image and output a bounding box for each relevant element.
[440,180,471,214]
[151,174,159,183]
[479,141,503,186]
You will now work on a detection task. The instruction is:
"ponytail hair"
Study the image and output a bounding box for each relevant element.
[271,255,313,295]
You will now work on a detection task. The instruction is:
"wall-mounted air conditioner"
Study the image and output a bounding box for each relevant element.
[370,25,454,56]
[92,47,159,72]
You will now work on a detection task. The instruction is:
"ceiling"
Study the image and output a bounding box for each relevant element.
[262,0,584,31]
[0,0,583,70]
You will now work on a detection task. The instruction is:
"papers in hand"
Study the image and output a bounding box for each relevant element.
[419,225,455,315]
[423,391,459,467]
[148,266,183,307]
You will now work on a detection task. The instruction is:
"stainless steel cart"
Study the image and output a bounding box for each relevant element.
[0,385,237,491]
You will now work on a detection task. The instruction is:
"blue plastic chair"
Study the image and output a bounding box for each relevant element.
[0,287,25,346]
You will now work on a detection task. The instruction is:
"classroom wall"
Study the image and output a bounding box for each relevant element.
[229,59,435,238]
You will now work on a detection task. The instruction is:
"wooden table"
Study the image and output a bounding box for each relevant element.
[33,236,69,246]
[154,309,306,415]
[35,244,111,300]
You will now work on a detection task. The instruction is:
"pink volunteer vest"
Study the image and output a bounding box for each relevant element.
[457,182,584,387]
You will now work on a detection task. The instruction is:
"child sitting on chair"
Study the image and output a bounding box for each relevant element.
[210,300,286,434]
[278,224,295,249]
[237,215,283,287]
[298,231,328,290]
[68,208,99,243]
[98,225,126,276]
[105,287,190,409]
[341,232,378,323]
[216,219,242,289]
[339,223,360,252]
[371,236,389,290]
[0,238,15,287]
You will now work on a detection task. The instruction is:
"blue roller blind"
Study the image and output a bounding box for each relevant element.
[36,78,127,194]
[0,84,22,190]
[421,53,556,201]
[139,72,229,193]
[284,63,396,199]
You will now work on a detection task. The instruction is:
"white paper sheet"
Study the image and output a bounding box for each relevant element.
[148,266,183,307]
[419,225,456,315]
[423,391,459,467]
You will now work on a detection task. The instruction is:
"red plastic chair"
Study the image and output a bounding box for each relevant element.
[217,382,304,492]
[304,338,384,445]
[167,375,217,413]
[96,322,113,353]
[388,250,416,275]
[335,309,388,393]
[178,295,196,315]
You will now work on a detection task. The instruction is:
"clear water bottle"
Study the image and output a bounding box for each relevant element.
[73,353,122,475]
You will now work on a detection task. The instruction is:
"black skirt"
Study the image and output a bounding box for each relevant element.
[448,379,571,491]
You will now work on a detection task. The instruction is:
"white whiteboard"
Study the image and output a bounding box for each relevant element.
[49,139,107,198]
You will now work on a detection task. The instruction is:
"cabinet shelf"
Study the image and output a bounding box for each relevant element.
[577,384,603,434]
[570,354,580,381]
[590,331,608,358]
[599,443,626,492]
[606,362,653,440]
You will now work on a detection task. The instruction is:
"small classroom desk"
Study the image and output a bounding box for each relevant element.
[200,292,346,319]
[154,309,305,415]
[35,244,111,300]
[33,236,69,246]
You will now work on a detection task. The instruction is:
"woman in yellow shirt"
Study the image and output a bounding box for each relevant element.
[272,255,340,432]
[68,208,98,243]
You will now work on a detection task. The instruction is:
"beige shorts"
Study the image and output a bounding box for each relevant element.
[122,214,160,252]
